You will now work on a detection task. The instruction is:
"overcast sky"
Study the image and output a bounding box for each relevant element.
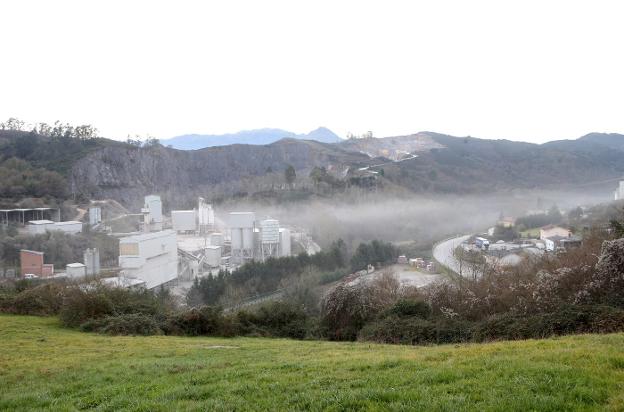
[1,0,623,143]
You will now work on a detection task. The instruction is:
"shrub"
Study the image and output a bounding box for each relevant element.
[164,306,235,336]
[59,285,166,328]
[236,301,309,339]
[80,313,163,336]
[472,305,624,342]
[3,283,65,316]
[388,299,431,319]
[359,315,472,345]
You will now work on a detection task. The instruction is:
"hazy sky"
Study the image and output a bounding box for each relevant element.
[1,1,623,143]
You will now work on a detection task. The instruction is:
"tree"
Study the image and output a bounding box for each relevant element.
[285,165,296,188]
[548,205,562,224]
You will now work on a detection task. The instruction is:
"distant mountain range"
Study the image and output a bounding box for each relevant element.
[161,127,342,149]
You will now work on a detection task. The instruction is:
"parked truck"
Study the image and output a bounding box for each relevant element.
[475,237,490,250]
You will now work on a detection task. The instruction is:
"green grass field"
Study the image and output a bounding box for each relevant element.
[1,315,624,411]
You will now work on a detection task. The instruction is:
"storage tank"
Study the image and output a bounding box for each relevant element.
[66,263,86,279]
[279,228,291,256]
[242,227,254,250]
[204,246,222,267]
[260,219,280,244]
[231,228,242,250]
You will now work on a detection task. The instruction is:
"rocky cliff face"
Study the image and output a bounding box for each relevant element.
[70,139,370,208]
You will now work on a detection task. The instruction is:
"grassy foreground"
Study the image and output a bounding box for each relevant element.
[1,315,624,411]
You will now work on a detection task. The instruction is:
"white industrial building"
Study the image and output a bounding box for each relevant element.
[615,180,624,201]
[27,220,82,235]
[27,220,56,235]
[118,229,178,289]
[53,221,83,234]
[66,262,87,278]
[229,212,256,263]
[172,210,197,232]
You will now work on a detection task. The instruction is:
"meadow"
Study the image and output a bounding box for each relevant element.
[1,315,624,411]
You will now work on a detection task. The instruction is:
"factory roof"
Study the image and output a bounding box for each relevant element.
[28,220,55,225]
[20,249,44,255]
[119,229,176,243]
[66,263,86,268]
[0,207,56,212]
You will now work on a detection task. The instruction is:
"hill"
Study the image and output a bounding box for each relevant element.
[161,127,342,149]
[3,128,624,207]
[1,315,623,410]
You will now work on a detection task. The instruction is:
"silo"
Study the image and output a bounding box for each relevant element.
[229,212,255,261]
[260,219,280,244]
[231,228,242,250]
[198,198,214,233]
[242,227,254,250]
[279,228,291,257]
[259,219,280,260]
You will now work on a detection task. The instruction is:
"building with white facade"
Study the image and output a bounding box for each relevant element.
[142,195,163,232]
[27,220,82,235]
[172,210,197,232]
[53,221,83,234]
[66,263,87,278]
[118,230,178,289]
[27,220,56,235]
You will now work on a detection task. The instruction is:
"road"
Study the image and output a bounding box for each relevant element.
[432,234,471,276]
[351,264,442,288]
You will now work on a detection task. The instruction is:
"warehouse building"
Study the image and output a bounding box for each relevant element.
[118,230,178,289]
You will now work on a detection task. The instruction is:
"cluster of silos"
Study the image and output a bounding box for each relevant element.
[228,212,293,263]
[229,212,256,263]
[198,197,215,234]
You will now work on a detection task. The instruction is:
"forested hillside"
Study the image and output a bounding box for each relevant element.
[2,117,624,208]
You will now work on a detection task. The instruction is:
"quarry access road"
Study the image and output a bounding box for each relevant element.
[432,234,471,276]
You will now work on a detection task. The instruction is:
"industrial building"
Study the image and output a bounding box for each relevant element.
[0,207,59,225]
[20,250,54,277]
[27,220,56,235]
[141,195,163,232]
[118,229,178,289]
[66,263,87,278]
[26,220,82,235]
[172,210,197,232]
